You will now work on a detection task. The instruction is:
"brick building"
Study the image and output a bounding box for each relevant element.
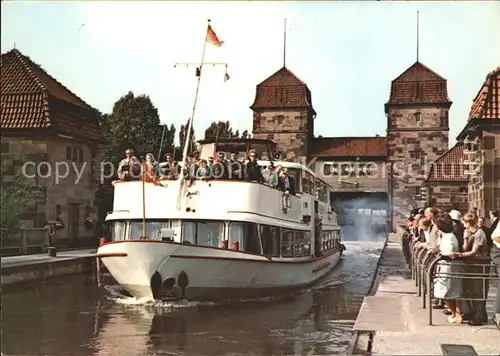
[251,62,453,230]
[0,48,107,246]
[457,67,500,220]
[424,142,468,213]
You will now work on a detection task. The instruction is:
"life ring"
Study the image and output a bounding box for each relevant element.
[282,193,291,213]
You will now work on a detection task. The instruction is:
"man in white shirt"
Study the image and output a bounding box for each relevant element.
[491,222,500,329]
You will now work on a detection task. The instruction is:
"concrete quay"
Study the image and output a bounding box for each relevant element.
[352,234,499,356]
[1,249,97,286]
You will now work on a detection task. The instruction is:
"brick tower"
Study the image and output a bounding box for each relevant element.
[385,61,452,228]
[250,67,316,162]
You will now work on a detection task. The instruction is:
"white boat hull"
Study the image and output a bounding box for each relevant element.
[97,240,342,300]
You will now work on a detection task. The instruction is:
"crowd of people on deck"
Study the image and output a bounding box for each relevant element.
[402,207,500,329]
[116,148,297,195]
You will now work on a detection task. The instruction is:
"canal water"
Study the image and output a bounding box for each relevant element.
[2,239,384,356]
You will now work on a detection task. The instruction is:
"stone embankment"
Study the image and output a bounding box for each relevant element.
[350,233,499,355]
[1,249,96,286]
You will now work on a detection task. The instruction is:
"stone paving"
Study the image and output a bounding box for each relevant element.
[1,249,96,268]
[354,234,499,355]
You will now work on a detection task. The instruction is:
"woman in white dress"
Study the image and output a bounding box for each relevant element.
[433,216,463,323]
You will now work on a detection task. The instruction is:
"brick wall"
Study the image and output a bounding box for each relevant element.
[1,135,102,246]
[387,105,450,228]
[314,159,388,192]
[468,129,500,219]
[427,182,468,214]
[252,109,313,162]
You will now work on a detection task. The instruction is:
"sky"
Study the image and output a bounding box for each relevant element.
[2,1,499,146]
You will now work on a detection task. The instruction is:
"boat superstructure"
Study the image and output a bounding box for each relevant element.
[97,138,345,300]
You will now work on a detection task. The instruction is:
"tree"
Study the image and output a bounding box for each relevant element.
[0,166,44,230]
[95,91,177,220]
[240,129,250,139]
[177,118,196,161]
[99,91,175,163]
[204,121,240,140]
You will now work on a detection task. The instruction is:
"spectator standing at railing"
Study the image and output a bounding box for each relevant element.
[490,215,500,330]
[416,218,431,244]
[489,211,499,232]
[433,216,463,323]
[421,207,445,309]
[449,210,464,252]
[402,217,414,264]
[450,212,489,326]
[422,207,440,251]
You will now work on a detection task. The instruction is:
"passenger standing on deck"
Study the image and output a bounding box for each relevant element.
[245,150,264,182]
[228,152,243,180]
[277,168,296,195]
[212,152,229,179]
[118,149,141,180]
[262,161,278,187]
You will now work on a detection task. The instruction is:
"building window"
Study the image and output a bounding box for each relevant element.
[66,147,72,160]
[72,147,78,161]
[78,149,84,162]
[414,112,421,122]
[56,204,62,216]
[1,141,10,153]
[323,164,331,175]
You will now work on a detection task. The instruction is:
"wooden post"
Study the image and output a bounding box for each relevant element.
[21,229,27,254]
[96,257,102,287]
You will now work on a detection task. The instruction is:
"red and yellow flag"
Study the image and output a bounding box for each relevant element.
[207,25,224,47]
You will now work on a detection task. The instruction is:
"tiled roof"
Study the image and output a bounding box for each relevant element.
[386,61,451,106]
[311,136,387,157]
[1,48,106,143]
[250,66,316,114]
[425,142,467,182]
[468,67,500,120]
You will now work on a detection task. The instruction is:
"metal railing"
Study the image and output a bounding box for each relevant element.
[407,239,497,325]
[0,228,49,255]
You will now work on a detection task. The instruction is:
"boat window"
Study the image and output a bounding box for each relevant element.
[303,231,311,256]
[281,229,294,258]
[181,221,224,247]
[229,222,261,254]
[260,225,281,257]
[130,220,170,240]
[302,172,314,195]
[109,221,126,241]
[294,231,304,257]
[198,221,224,247]
[286,168,302,193]
[247,142,271,161]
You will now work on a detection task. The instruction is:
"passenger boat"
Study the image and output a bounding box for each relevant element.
[96,138,345,300]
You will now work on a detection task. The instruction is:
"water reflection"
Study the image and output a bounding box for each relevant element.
[2,241,383,356]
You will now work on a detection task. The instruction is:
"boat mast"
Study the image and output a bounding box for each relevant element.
[174,19,227,210]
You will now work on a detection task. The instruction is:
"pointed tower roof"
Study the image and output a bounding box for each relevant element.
[1,48,106,143]
[250,66,316,115]
[468,67,500,120]
[385,61,451,109]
